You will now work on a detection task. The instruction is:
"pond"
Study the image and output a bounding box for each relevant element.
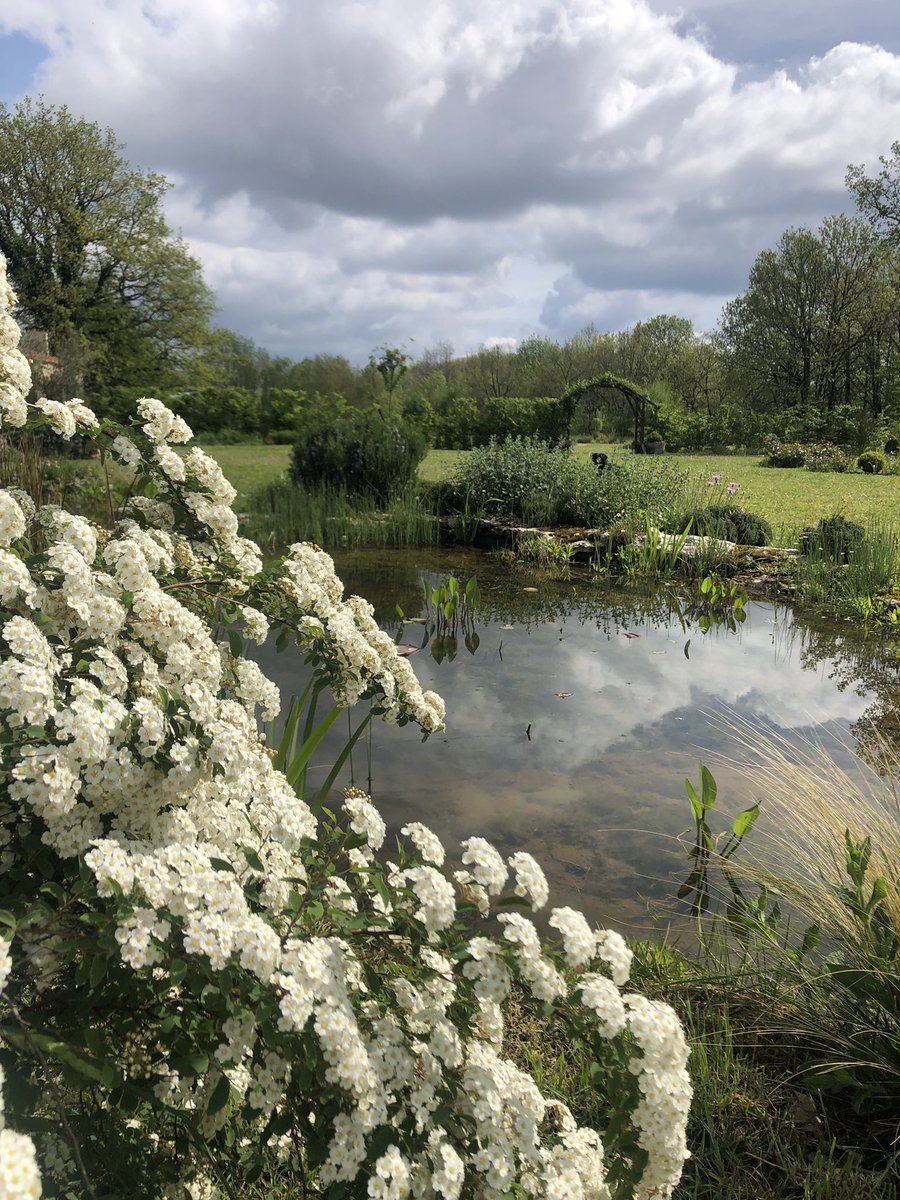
[256,548,900,940]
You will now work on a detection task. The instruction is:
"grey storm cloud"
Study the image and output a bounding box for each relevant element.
[1,0,899,357]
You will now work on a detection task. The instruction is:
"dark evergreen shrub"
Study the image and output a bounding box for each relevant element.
[857,451,886,475]
[669,504,773,546]
[799,514,865,563]
[290,412,426,503]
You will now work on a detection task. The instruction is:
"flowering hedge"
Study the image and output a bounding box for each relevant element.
[0,253,690,1200]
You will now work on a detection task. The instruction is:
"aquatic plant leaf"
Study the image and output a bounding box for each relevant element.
[684,779,704,823]
[732,804,759,837]
[699,764,717,809]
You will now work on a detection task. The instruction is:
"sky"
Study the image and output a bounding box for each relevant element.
[0,0,898,363]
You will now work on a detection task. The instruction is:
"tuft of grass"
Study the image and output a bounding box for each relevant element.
[510,724,900,1198]
[796,518,900,615]
[242,479,440,550]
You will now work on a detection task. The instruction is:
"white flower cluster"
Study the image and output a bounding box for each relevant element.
[279,546,446,731]
[0,254,30,430]
[0,255,690,1199]
[0,1065,42,1200]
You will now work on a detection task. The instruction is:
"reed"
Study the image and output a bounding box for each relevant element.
[242,480,441,549]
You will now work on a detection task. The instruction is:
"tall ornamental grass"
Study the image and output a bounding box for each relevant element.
[686,721,900,1126]
[0,254,690,1199]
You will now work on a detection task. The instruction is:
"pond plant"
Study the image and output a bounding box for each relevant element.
[669,738,900,1169]
[0,255,691,1199]
[455,437,686,531]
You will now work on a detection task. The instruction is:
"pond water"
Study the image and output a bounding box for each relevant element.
[256,548,900,940]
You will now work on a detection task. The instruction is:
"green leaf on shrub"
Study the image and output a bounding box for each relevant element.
[207,1073,232,1115]
[242,846,265,873]
[171,1052,209,1076]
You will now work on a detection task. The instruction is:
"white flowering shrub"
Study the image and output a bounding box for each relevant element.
[0,253,690,1199]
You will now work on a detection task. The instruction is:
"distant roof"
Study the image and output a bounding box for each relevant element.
[23,350,59,365]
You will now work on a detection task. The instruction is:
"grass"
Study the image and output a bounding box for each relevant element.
[421,443,900,547]
[193,443,900,549]
[242,479,440,550]
[198,442,291,504]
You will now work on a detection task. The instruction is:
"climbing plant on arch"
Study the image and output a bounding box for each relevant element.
[559,373,654,448]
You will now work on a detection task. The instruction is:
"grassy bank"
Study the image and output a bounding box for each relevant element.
[420,443,900,547]
[198,442,900,548]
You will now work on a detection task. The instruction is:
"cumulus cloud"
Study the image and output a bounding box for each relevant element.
[1,0,899,356]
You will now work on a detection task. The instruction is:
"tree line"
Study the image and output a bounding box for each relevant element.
[2,96,900,451]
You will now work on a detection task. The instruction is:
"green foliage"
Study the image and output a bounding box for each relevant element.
[618,517,692,577]
[455,436,686,529]
[797,517,900,615]
[674,751,900,1142]
[370,344,410,417]
[245,480,439,549]
[846,137,900,242]
[396,575,483,661]
[290,411,426,503]
[804,442,853,472]
[431,394,568,449]
[455,437,587,523]
[800,514,866,562]
[0,97,215,392]
[770,404,874,451]
[401,392,436,442]
[668,504,773,546]
[721,217,891,416]
[857,450,886,474]
[760,439,807,467]
[433,394,480,448]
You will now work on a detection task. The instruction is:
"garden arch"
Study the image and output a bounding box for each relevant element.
[558,373,654,449]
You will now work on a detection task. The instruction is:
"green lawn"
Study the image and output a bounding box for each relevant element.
[200,441,900,546]
[596,445,900,544]
[200,443,291,503]
[421,442,900,545]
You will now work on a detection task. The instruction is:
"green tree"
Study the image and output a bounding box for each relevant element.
[847,141,900,242]
[720,219,889,413]
[614,315,695,386]
[0,96,215,392]
[371,343,411,417]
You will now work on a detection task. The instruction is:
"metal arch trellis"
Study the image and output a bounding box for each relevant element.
[558,372,654,449]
